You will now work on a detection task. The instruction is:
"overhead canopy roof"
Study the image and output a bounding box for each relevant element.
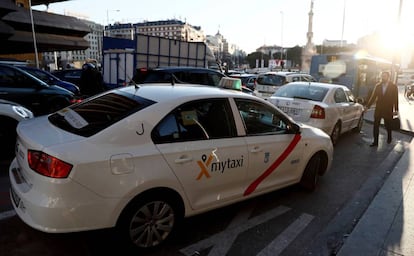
[0,1,90,54]
[31,0,70,5]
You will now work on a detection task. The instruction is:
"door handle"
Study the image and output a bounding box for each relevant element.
[250,146,262,153]
[175,156,193,164]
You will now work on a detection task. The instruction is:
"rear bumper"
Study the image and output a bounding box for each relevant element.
[9,158,122,233]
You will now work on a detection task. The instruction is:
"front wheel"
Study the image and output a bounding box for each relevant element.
[353,114,364,133]
[118,194,180,250]
[299,153,322,191]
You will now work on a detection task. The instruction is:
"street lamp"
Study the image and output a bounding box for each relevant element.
[105,9,120,37]
[340,0,346,47]
[280,11,284,69]
[28,0,39,68]
[106,9,120,25]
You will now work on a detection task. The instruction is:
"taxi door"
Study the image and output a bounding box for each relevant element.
[233,98,305,197]
[333,88,356,132]
[154,99,248,211]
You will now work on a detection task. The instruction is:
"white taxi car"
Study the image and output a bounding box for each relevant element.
[269,82,365,145]
[9,79,333,250]
[254,71,316,100]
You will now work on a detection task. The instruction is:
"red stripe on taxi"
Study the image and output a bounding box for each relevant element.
[243,134,302,196]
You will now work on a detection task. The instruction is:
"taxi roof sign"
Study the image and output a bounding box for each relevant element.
[218,77,242,91]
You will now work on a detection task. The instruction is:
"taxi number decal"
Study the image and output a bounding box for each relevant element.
[243,134,302,196]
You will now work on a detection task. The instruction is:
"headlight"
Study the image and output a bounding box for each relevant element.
[12,106,34,119]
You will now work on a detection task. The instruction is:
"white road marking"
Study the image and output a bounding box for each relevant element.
[0,210,16,221]
[257,213,314,256]
[179,205,291,256]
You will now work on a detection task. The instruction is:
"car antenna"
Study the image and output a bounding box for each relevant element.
[171,73,179,86]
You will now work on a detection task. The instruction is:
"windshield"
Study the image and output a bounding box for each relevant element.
[48,91,155,137]
[274,84,328,102]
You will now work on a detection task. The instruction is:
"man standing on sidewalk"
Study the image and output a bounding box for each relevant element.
[365,71,399,147]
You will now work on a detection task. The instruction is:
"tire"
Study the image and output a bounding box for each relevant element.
[299,153,322,191]
[330,122,341,146]
[353,114,364,133]
[117,193,181,250]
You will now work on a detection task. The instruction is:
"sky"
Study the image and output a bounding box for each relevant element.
[33,0,414,54]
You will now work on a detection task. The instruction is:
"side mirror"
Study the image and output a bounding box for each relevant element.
[287,122,301,134]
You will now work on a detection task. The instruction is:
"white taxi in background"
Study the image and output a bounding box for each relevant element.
[9,79,333,251]
[269,81,365,145]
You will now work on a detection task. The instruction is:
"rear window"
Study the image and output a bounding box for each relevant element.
[257,74,286,86]
[48,91,155,137]
[274,84,328,102]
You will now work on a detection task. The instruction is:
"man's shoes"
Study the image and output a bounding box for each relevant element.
[370,143,378,147]
[387,137,392,144]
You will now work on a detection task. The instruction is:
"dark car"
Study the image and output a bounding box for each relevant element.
[52,68,82,87]
[229,74,257,90]
[132,66,254,94]
[18,66,80,95]
[134,67,225,86]
[0,64,78,116]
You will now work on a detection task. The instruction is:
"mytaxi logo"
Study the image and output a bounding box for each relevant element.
[196,150,245,180]
[196,153,214,180]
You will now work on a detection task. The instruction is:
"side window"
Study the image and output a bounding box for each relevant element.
[152,98,236,144]
[291,76,301,82]
[185,72,208,85]
[0,66,15,87]
[235,99,289,135]
[0,67,34,88]
[334,88,348,103]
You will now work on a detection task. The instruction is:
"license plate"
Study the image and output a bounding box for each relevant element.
[10,187,20,207]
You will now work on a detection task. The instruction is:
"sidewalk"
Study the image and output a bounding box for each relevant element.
[337,88,414,255]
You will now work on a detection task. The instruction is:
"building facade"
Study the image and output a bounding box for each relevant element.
[43,19,103,69]
[0,0,89,65]
[105,19,205,42]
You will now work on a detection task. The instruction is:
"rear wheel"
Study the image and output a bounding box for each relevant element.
[300,153,322,191]
[330,122,341,146]
[117,193,182,251]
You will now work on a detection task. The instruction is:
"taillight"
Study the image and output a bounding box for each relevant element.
[310,105,325,119]
[70,98,82,104]
[28,150,73,178]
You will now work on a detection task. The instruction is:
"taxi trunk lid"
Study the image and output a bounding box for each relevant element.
[16,116,83,149]
[270,97,321,123]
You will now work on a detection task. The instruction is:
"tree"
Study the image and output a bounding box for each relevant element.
[245,52,270,69]
[286,46,303,68]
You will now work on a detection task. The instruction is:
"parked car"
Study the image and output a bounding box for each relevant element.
[10,79,333,251]
[255,71,316,99]
[0,99,33,159]
[18,66,80,95]
[0,64,78,116]
[269,81,365,145]
[133,66,254,94]
[52,68,82,87]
